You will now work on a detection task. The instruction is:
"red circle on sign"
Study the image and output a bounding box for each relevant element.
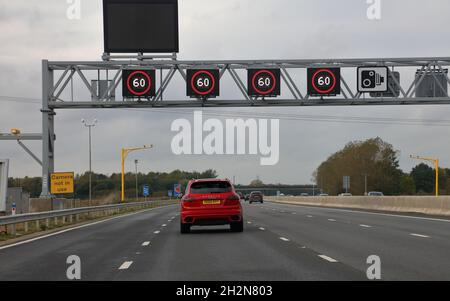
[191,70,216,96]
[312,69,337,94]
[252,70,277,95]
[126,71,152,96]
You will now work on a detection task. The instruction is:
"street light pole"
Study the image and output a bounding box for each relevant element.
[362,174,368,196]
[81,119,98,206]
[410,155,440,197]
[135,159,139,202]
[121,145,153,202]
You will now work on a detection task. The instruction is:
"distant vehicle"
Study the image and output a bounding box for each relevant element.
[244,194,250,201]
[237,192,245,200]
[279,193,285,196]
[300,193,309,197]
[180,179,243,234]
[319,193,329,197]
[368,191,384,196]
[339,193,353,197]
[249,191,264,204]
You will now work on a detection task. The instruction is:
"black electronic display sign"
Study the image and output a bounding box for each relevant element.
[307,68,341,96]
[122,70,156,98]
[187,69,220,98]
[247,69,281,97]
[103,0,179,53]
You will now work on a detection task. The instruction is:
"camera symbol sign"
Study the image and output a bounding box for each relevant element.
[358,67,389,93]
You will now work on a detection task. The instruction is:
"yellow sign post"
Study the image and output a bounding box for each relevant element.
[50,172,75,194]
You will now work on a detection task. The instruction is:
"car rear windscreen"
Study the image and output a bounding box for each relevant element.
[190,182,232,194]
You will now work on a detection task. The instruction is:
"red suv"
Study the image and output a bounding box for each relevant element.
[180,179,244,234]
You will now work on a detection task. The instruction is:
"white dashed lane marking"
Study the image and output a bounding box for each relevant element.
[318,255,338,263]
[307,215,313,218]
[154,230,161,234]
[162,224,167,227]
[410,233,430,238]
[328,219,336,222]
[118,261,133,270]
[279,237,290,242]
[142,241,150,246]
[360,224,372,228]
[259,227,266,231]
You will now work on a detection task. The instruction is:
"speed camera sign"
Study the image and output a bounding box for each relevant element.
[248,69,281,97]
[187,69,220,98]
[122,70,156,98]
[307,68,341,96]
[357,67,389,93]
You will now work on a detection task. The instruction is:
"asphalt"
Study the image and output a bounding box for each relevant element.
[0,201,449,281]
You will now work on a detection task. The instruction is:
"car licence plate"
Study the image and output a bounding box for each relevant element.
[203,200,221,205]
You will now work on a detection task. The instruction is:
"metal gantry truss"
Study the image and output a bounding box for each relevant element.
[38,57,450,196]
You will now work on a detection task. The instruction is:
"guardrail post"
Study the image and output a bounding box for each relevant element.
[76,214,79,222]
[36,220,40,230]
[45,219,50,229]
[24,222,28,233]
[62,216,66,224]
[69,215,73,223]
[54,217,58,226]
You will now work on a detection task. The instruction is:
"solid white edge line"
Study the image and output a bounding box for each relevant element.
[0,205,178,251]
[265,201,450,223]
[318,255,338,263]
[118,261,133,270]
[410,233,430,238]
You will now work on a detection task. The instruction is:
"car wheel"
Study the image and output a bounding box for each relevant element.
[230,220,244,232]
[261,201,264,204]
[180,222,191,234]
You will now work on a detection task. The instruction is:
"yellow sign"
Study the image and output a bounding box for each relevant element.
[51,172,74,194]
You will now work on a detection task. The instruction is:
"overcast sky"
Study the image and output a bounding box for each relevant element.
[1,0,450,185]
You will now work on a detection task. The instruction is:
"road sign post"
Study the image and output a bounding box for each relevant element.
[0,159,9,212]
[173,184,182,198]
[143,185,150,201]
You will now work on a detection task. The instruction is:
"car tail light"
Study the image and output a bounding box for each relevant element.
[182,195,194,202]
[225,194,240,205]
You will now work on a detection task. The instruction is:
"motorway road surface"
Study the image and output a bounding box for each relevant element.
[1,201,450,281]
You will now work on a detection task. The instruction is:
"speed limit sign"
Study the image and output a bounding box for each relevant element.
[122,70,156,98]
[187,69,220,98]
[248,69,281,97]
[307,68,341,96]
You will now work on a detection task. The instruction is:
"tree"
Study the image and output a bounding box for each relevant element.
[249,179,264,187]
[399,174,416,195]
[411,163,434,194]
[314,137,403,195]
